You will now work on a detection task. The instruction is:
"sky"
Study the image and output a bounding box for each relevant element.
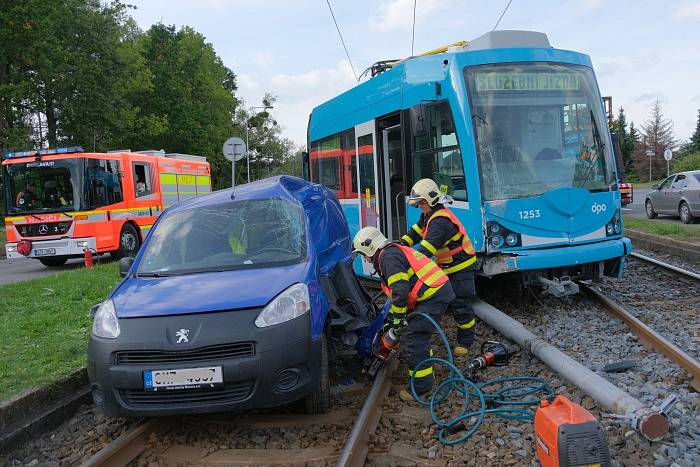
[127,0,700,149]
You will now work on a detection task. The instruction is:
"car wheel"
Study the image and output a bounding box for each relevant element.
[680,202,694,224]
[304,333,331,414]
[645,200,658,219]
[38,256,69,267]
[112,224,141,259]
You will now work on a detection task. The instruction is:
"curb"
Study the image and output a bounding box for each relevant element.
[626,229,700,263]
[0,368,91,454]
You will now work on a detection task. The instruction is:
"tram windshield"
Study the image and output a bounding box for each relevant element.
[465,63,615,200]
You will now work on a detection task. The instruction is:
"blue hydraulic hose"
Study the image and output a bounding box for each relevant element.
[407,312,554,445]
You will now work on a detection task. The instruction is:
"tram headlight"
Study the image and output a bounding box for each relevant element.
[489,223,500,234]
[505,234,519,246]
[490,235,504,248]
[606,223,614,235]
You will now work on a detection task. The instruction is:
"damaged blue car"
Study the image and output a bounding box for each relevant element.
[87,176,376,416]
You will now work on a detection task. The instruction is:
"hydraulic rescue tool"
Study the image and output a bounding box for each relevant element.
[367,328,400,377]
[464,341,516,380]
[534,395,611,467]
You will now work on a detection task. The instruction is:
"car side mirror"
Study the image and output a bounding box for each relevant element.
[651,184,659,190]
[119,257,134,277]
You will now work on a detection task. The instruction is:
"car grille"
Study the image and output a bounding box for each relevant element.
[120,381,254,407]
[114,342,255,365]
[17,221,72,237]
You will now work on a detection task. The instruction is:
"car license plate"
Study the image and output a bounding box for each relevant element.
[143,366,223,391]
[34,248,56,256]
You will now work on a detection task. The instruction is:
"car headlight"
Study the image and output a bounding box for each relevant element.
[255,283,310,328]
[91,299,120,338]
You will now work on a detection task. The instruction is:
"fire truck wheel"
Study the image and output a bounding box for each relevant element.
[38,256,69,267]
[113,224,141,259]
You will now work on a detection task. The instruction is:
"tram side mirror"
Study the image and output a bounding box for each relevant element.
[119,257,134,277]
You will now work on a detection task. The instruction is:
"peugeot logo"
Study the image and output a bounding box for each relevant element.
[38,224,49,234]
[175,328,190,343]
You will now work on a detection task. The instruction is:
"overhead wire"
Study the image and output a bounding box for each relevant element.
[492,0,514,30]
[325,0,359,81]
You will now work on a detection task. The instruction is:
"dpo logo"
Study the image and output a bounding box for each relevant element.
[591,203,607,214]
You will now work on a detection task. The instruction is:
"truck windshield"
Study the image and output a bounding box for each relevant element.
[4,159,82,214]
[137,198,307,275]
[465,63,615,200]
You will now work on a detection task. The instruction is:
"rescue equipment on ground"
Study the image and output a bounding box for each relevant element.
[83,248,94,268]
[534,395,611,467]
[464,341,517,380]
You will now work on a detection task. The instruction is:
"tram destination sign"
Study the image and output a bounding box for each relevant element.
[475,72,580,92]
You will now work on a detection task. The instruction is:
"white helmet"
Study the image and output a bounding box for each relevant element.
[352,226,389,258]
[408,178,448,207]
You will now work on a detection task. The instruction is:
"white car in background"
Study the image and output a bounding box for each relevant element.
[645,170,700,224]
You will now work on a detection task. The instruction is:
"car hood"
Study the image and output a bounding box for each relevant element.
[112,262,310,318]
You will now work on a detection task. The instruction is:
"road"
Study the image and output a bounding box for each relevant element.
[0,257,88,285]
[623,188,700,230]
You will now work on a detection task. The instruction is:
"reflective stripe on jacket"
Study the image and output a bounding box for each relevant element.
[378,243,449,311]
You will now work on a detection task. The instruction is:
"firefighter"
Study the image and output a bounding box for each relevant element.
[401,178,478,357]
[16,183,38,210]
[353,226,455,402]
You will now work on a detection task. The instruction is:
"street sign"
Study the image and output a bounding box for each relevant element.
[223,137,246,162]
[664,149,673,161]
[645,149,654,157]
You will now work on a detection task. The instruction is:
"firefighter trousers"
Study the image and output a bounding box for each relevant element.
[403,296,450,394]
[447,269,477,347]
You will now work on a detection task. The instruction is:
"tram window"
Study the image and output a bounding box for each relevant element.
[410,101,467,201]
[312,158,341,190]
[309,134,342,191]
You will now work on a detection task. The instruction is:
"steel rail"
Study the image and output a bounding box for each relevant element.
[336,358,397,467]
[630,251,700,282]
[579,283,700,393]
[80,418,172,467]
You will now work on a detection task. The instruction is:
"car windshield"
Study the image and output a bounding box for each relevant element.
[137,198,307,275]
[465,63,615,200]
[4,159,82,214]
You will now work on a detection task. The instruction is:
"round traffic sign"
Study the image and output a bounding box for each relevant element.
[223,137,246,162]
[664,149,672,161]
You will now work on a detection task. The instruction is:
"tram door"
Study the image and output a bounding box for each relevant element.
[381,123,406,241]
[355,120,379,275]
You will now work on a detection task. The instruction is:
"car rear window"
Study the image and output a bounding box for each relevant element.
[137,198,306,275]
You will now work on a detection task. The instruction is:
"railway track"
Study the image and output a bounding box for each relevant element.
[80,360,396,467]
[630,251,700,282]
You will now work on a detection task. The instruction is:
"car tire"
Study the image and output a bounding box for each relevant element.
[38,256,69,267]
[304,334,331,414]
[680,202,694,224]
[645,200,658,219]
[112,224,141,259]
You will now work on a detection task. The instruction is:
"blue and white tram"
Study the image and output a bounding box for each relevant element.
[305,30,631,295]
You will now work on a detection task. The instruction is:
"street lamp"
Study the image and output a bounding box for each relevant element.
[245,105,271,183]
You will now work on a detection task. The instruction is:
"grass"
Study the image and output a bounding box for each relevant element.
[0,262,121,401]
[624,217,700,242]
[632,179,663,188]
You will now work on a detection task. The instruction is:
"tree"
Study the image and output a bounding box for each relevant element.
[611,107,636,180]
[626,122,641,181]
[636,99,677,180]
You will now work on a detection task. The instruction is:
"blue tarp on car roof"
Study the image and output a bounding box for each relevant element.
[174,175,352,275]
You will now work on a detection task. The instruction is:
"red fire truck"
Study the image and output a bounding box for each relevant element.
[3,147,211,266]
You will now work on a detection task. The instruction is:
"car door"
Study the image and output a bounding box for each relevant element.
[669,174,687,214]
[654,175,676,212]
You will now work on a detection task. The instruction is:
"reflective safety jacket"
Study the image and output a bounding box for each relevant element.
[402,207,476,275]
[376,243,449,316]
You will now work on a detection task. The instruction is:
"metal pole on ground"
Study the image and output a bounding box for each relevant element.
[472,298,669,441]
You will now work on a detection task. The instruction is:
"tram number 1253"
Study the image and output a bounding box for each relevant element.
[519,209,541,219]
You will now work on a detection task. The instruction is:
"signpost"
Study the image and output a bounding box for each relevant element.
[223,137,247,188]
[645,149,654,182]
[664,149,673,177]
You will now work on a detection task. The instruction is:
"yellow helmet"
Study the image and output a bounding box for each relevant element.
[408,178,447,207]
[352,226,389,258]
